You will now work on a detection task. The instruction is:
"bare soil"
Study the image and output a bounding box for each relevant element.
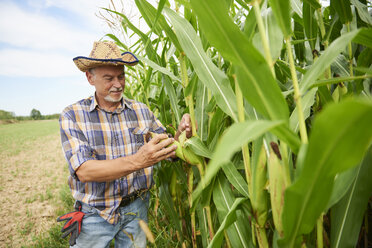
[0,131,68,247]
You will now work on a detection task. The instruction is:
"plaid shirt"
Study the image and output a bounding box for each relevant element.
[59,95,165,224]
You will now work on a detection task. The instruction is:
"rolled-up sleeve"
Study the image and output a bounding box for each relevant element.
[59,110,94,180]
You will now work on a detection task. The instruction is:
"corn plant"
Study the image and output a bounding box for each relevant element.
[103,0,372,247]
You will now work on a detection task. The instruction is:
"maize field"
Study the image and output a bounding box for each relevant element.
[103,0,372,247]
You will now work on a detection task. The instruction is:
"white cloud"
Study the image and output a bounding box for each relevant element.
[0,49,80,77]
[0,1,99,53]
[0,1,113,77]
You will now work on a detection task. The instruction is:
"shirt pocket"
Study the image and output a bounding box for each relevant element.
[130,127,149,152]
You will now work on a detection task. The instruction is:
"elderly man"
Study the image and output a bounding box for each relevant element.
[58,41,191,247]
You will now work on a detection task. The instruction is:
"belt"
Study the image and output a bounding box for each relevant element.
[119,190,147,207]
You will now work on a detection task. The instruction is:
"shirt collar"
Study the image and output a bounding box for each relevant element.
[89,93,133,113]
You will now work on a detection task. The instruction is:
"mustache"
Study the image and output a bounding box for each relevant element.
[109,87,123,93]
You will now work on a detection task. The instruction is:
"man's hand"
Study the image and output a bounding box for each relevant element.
[134,133,177,168]
[175,113,196,140]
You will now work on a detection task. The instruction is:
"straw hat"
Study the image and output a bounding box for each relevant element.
[73,41,139,72]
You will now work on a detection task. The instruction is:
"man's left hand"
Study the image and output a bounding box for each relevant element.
[176,114,196,140]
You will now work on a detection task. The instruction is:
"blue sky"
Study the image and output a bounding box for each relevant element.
[0,0,143,116]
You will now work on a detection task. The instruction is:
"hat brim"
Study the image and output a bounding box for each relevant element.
[73,52,139,72]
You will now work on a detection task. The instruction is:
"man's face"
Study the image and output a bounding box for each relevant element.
[87,65,125,105]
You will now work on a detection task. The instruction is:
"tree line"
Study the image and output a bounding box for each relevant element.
[0,109,60,122]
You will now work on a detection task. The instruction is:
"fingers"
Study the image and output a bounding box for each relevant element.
[149,133,169,144]
[180,113,193,138]
[143,133,177,162]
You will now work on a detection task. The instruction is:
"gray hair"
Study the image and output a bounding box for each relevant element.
[88,68,96,80]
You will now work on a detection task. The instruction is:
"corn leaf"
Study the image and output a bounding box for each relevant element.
[185,136,213,159]
[105,8,159,62]
[331,147,372,248]
[303,0,321,9]
[351,0,372,25]
[303,1,318,50]
[311,75,372,88]
[138,55,181,82]
[299,29,361,94]
[222,162,249,198]
[280,99,372,247]
[252,8,284,62]
[331,0,352,24]
[326,166,358,209]
[208,197,248,248]
[290,88,317,132]
[242,7,257,41]
[193,120,284,202]
[268,0,292,37]
[162,75,181,125]
[191,0,289,121]
[291,0,302,18]
[195,82,209,141]
[157,167,184,242]
[135,0,182,51]
[164,7,239,122]
[213,174,252,248]
[352,28,372,48]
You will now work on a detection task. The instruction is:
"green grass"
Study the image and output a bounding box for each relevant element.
[0,120,60,155]
[1,120,178,247]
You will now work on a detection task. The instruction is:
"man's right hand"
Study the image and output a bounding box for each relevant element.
[134,133,177,168]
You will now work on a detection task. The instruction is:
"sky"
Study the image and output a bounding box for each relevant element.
[0,0,145,116]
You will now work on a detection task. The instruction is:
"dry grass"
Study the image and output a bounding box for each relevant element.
[0,120,68,247]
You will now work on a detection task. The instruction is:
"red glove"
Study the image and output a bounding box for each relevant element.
[57,203,85,246]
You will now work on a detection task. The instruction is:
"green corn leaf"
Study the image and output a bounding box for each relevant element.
[162,75,181,125]
[280,99,372,247]
[191,0,289,121]
[303,0,322,9]
[154,0,167,27]
[303,1,318,50]
[300,29,361,94]
[311,75,372,88]
[331,147,372,248]
[331,0,353,24]
[213,174,252,248]
[185,136,213,159]
[135,0,182,51]
[193,120,284,202]
[242,7,257,41]
[138,55,181,82]
[355,47,372,92]
[164,7,239,122]
[268,125,302,154]
[268,0,292,37]
[222,162,250,198]
[208,197,248,248]
[352,28,372,48]
[252,8,284,62]
[293,19,306,63]
[196,205,210,248]
[104,33,129,50]
[326,166,358,209]
[351,0,372,25]
[195,83,209,141]
[104,8,159,62]
[157,168,184,241]
[291,0,303,17]
[135,0,163,36]
[290,88,317,133]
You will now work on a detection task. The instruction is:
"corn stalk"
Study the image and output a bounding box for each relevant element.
[103,0,372,247]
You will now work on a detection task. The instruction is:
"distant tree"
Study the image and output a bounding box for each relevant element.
[30,109,42,120]
[0,110,15,120]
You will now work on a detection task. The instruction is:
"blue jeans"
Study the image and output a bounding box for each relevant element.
[72,193,149,248]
